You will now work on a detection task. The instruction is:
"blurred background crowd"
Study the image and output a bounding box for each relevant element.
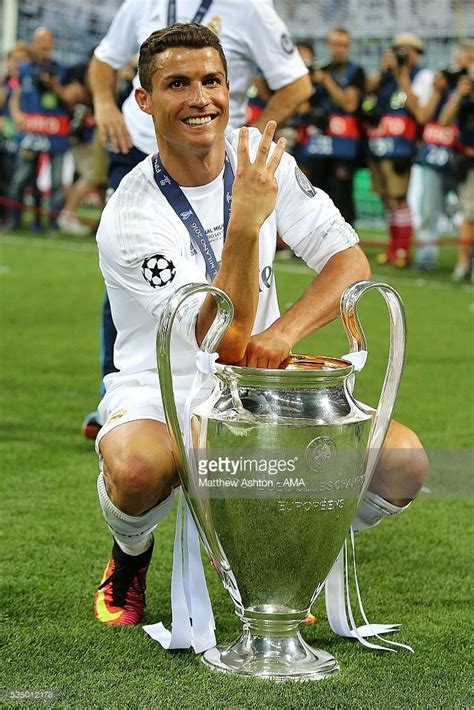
[1,0,473,281]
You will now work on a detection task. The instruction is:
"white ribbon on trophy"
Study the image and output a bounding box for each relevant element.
[143,351,218,653]
[324,350,413,653]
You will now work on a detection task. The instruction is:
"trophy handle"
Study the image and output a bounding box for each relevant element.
[156,282,234,562]
[157,281,234,483]
[340,280,406,488]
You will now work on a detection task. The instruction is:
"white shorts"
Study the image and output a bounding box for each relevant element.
[95,370,196,455]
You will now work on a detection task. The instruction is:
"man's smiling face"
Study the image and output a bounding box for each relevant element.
[136,46,229,156]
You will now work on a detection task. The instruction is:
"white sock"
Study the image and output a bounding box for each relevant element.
[116,534,154,557]
[352,490,411,532]
[97,471,175,555]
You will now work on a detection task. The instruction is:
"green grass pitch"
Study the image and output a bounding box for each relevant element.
[1,230,472,709]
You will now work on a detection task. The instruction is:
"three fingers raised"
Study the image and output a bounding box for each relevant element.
[237,121,286,173]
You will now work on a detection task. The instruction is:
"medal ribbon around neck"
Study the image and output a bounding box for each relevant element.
[152,152,234,281]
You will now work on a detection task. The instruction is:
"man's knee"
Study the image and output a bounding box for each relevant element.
[393,425,428,482]
[100,421,177,515]
[106,451,160,492]
[407,436,429,491]
[377,422,429,499]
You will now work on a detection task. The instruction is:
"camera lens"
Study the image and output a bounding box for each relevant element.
[395,49,408,66]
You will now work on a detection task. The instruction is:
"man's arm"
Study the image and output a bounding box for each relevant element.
[313,69,362,113]
[87,0,139,152]
[88,55,133,153]
[366,51,395,94]
[38,73,88,109]
[244,1,310,130]
[439,75,471,126]
[238,245,370,368]
[8,87,25,130]
[0,82,8,111]
[394,65,423,116]
[252,74,312,130]
[365,71,382,94]
[196,122,287,363]
[416,71,448,124]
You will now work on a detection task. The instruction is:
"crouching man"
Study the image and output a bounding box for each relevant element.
[93,24,428,625]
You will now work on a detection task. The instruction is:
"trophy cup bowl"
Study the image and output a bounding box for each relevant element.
[157,281,406,681]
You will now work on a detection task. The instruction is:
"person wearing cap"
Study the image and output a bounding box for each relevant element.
[365,33,433,267]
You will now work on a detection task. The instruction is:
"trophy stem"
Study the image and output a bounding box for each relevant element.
[202,616,339,681]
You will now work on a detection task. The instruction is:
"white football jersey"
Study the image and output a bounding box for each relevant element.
[94,0,308,152]
[97,128,359,391]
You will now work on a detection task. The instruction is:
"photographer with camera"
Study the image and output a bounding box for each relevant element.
[413,41,474,271]
[56,58,109,236]
[303,28,365,226]
[365,33,433,267]
[0,43,33,225]
[5,27,71,230]
[440,44,474,282]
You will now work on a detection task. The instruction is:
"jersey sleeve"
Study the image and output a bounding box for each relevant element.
[275,152,359,272]
[97,191,206,349]
[243,1,308,90]
[94,0,141,70]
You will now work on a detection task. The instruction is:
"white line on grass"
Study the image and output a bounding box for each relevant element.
[275,260,474,293]
[0,234,97,252]
[2,234,472,293]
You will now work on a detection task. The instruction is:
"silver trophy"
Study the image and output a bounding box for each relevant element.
[157,280,406,680]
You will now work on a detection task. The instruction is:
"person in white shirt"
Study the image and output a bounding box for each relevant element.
[93,24,428,627]
[90,0,311,152]
[83,0,312,440]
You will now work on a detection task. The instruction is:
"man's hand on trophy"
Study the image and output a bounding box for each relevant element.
[235,327,292,369]
[230,121,286,232]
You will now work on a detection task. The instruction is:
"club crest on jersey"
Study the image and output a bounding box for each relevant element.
[180,210,193,221]
[142,254,176,289]
[295,167,316,198]
[207,15,222,35]
[280,33,294,55]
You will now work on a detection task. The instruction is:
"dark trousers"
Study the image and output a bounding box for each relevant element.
[308,157,357,226]
[8,149,64,226]
[100,146,148,386]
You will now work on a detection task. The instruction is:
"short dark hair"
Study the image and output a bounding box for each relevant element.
[138,23,228,93]
[328,28,351,38]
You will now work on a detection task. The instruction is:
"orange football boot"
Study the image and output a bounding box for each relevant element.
[94,539,153,625]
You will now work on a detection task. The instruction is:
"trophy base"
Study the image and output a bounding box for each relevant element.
[202,627,339,681]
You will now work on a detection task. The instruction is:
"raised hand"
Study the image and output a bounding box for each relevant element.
[230,121,286,233]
